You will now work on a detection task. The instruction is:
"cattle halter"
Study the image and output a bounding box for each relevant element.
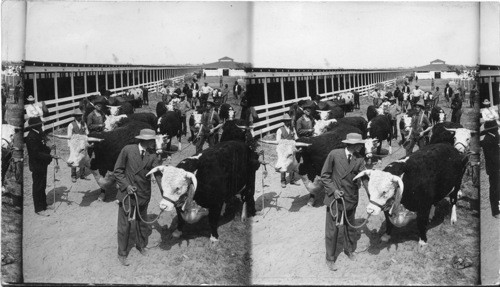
[329,197,372,229]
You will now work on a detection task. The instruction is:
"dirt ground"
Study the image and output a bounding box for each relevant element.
[251,79,480,285]
[22,76,251,284]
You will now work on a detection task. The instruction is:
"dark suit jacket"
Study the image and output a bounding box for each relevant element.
[191,83,200,90]
[321,148,366,210]
[114,144,162,206]
[402,86,410,93]
[25,129,53,172]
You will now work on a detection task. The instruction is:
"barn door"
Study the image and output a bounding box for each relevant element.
[223,69,229,76]
[434,72,441,79]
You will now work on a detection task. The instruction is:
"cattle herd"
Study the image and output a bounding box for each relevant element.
[49,81,479,250]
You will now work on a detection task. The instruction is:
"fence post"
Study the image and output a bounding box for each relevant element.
[264,77,269,135]
[33,72,38,101]
[53,72,59,130]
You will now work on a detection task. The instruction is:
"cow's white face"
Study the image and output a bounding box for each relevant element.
[228,109,235,120]
[449,128,472,153]
[318,110,330,121]
[438,111,446,123]
[146,165,197,211]
[193,112,202,127]
[154,134,168,154]
[313,119,337,136]
[166,104,174,111]
[107,105,120,116]
[363,138,378,158]
[274,140,300,173]
[403,93,409,100]
[353,169,404,216]
[104,114,127,131]
[66,135,91,168]
[1,124,16,149]
[401,114,412,133]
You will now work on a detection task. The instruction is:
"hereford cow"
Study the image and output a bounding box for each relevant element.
[157,110,182,152]
[147,140,260,242]
[261,123,366,206]
[429,106,447,125]
[429,122,475,153]
[353,143,469,249]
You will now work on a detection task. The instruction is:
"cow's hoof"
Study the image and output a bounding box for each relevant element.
[210,235,219,243]
[418,239,428,251]
[172,230,183,238]
[381,234,391,242]
[97,193,105,202]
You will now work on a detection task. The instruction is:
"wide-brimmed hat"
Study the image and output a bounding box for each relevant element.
[93,96,107,105]
[26,95,35,101]
[415,85,420,88]
[135,129,157,140]
[416,103,425,109]
[342,133,366,144]
[482,99,490,105]
[74,109,83,116]
[281,114,292,121]
[301,101,316,110]
[206,95,215,104]
[27,117,43,127]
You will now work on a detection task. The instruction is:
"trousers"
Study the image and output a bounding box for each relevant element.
[489,172,500,216]
[32,168,48,212]
[117,202,150,257]
[325,206,356,262]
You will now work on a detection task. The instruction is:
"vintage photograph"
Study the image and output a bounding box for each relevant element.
[1,0,499,285]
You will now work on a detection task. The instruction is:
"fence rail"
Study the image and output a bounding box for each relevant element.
[250,78,397,137]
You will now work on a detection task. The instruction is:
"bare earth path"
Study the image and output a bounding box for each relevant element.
[251,80,479,285]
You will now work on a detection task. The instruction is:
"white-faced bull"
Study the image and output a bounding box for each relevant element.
[353,143,469,249]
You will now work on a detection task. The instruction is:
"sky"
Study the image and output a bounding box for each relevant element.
[1,1,497,68]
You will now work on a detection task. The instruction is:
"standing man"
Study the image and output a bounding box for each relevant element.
[371,88,380,107]
[480,120,499,219]
[159,84,169,103]
[444,83,453,104]
[469,84,479,108]
[195,96,222,155]
[451,91,463,124]
[25,117,60,217]
[233,80,242,100]
[387,97,402,140]
[352,89,361,110]
[114,129,163,266]
[67,110,89,182]
[203,72,206,80]
[200,82,213,108]
[141,86,149,105]
[321,133,367,271]
[433,87,441,108]
[191,80,200,107]
[401,82,410,95]
[411,85,423,109]
[87,98,107,133]
[296,103,315,138]
[25,95,47,121]
[394,86,402,107]
[177,93,192,137]
[431,78,435,91]
[405,104,432,156]
[276,114,298,188]
[221,84,230,104]
[14,80,22,105]
[219,75,223,88]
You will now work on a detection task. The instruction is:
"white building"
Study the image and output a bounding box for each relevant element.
[202,56,248,77]
[414,59,460,80]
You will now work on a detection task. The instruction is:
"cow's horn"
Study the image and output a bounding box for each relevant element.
[260,140,279,145]
[87,137,104,142]
[295,142,312,147]
[353,169,372,181]
[235,124,247,130]
[468,128,477,134]
[445,128,458,133]
[185,172,197,192]
[391,175,404,194]
[52,134,71,139]
[146,165,167,177]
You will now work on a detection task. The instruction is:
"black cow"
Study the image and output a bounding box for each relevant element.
[367,105,381,122]
[149,140,260,242]
[354,143,469,248]
[127,113,157,131]
[429,106,446,125]
[366,115,393,156]
[157,110,182,152]
[156,101,167,118]
[337,117,368,138]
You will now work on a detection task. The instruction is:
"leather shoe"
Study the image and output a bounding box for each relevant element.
[118,255,130,266]
[346,252,357,261]
[326,260,338,271]
[290,181,300,186]
[281,182,286,188]
[137,247,148,256]
[36,210,50,217]
[71,177,77,183]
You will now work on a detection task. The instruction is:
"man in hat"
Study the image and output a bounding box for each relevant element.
[177,93,192,136]
[387,96,402,139]
[200,82,213,108]
[405,104,432,156]
[402,82,410,94]
[433,87,441,108]
[296,103,316,138]
[480,120,500,219]
[25,117,60,217]
[276,114,299,188]
[352,89,361,110]
[321,133,367,271]
[87,97,107,133]
[114,129,163,266]
[371,88,380,107]
[451,91,463,124]
[67,109,89,182]
[233,80,242,100]
[411,85,423,109]
[195,95,222,155]
[221,83,230,104]
[469,84,479,108]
